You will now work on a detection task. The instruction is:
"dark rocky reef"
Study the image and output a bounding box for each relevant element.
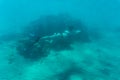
[23,14,89,41]
[16,14,90,61]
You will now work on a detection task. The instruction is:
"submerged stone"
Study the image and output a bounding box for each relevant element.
[16,14,90,60]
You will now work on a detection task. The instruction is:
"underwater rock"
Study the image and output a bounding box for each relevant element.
[16,38,50,60]
[16,29,83,60]
[23,14,89,41]
[16,14,90,60]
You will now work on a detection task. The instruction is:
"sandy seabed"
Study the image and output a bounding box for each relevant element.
[0,33,120,80]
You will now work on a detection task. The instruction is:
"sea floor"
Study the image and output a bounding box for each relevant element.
[0,32,120,80]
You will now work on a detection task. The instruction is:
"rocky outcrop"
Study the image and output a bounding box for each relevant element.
[16,14,90,60]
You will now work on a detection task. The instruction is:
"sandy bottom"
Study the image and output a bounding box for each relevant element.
[0,33,120,80]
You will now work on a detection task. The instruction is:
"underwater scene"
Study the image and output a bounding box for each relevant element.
[0,0,120,80]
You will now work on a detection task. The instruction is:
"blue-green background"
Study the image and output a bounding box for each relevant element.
[0,0,120,80]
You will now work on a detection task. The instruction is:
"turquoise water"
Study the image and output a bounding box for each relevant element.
[0,0,120,80]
